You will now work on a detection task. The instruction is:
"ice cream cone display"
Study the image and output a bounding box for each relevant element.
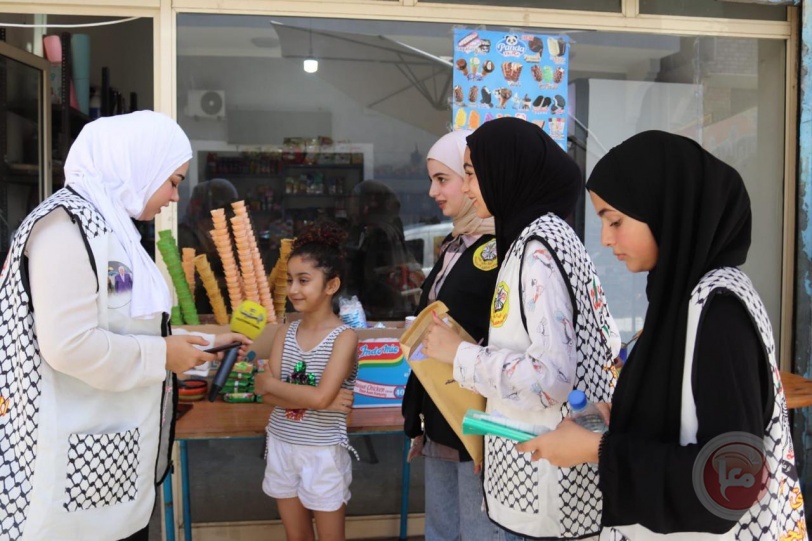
[181,248,196,296]
[452,28,569,145]
[230,214,259,303]
[268,238,294,321]
[156,229,200,325]
[209,204,244,313]
[230,201,275,319]
[193,254,229,325]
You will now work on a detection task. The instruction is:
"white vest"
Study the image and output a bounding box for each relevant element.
[0,190,174,540]
[485,214,618,539]
[605,268,807,541]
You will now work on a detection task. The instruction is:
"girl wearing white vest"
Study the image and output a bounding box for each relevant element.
[423,117,619,540]
[519,130,806,540]
[0,111,250,541]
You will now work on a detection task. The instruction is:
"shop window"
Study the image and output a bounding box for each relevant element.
[640,0,786,20]
[176,14,786,345]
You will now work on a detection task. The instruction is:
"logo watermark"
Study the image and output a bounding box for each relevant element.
[692,431,770,520]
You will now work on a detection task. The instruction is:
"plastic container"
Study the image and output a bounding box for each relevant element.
[568,389,608,434]
[89,88,101,119]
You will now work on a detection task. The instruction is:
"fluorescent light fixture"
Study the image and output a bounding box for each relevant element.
[303,57,318,73]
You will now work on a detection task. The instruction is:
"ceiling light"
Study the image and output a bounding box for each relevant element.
[303,25,318,73]
[303,57,318,73]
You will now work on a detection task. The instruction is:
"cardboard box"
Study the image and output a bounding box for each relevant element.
[177,319,409,408]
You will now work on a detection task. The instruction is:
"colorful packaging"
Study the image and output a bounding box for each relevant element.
[353,336,410,408]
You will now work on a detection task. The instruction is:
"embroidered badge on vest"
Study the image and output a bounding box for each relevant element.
[473,238,498,271]
[491,281,510,327]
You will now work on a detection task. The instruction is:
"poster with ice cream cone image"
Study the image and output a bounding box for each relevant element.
[452,29,570,149]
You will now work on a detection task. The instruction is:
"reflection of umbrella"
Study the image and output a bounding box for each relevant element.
[272,22,452,134]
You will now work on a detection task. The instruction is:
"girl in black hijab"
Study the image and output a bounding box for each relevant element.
[422,117,619,540]
[518,131,805,540]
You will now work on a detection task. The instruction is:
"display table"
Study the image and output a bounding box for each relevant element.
[162,402,408,541]
[162,371,812,541]
[780,370,812,410]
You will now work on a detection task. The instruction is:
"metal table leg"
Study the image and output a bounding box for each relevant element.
[181,440,192,541]
[399,435,411,541]
[162,471,175,541]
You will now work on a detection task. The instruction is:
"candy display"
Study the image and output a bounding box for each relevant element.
[157,229,200,324]
[178,379,208,402]
[221,360,261,403]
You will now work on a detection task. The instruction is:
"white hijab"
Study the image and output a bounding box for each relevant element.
[427,130,495,238]
[64,110,192,319]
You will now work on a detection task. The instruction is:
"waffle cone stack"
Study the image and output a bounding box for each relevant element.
[268,238,294,321]
[182,248,196,296]
[193,254,229,325]
[231,201,275,320]
[209,208,243,313]
[156,229,200,325]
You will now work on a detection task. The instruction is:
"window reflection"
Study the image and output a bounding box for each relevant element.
[177,15,786,337]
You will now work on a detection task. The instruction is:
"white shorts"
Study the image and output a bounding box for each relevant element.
[262,433,352,512]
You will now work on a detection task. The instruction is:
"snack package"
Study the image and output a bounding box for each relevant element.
[339,295,368,329]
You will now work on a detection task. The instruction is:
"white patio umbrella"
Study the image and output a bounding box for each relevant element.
[272,21,453,134]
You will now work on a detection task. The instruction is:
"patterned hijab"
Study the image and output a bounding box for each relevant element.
[426,130,494,238]
[465,117,582,262]
[586,130,751,442]
[64,111,192,319]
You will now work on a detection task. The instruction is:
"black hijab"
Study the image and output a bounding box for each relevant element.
[586,130,751,442]
[466,117,582,262]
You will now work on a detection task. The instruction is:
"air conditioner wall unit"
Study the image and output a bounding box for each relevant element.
[187,90,225,119]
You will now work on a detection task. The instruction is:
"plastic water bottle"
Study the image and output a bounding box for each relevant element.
[568,389,608,434]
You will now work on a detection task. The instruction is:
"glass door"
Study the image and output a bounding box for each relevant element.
[0,40,51,267]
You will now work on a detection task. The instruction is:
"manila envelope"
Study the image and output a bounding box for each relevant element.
[399,301,485,466]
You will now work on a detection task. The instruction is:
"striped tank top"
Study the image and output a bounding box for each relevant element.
[267,320,357,448]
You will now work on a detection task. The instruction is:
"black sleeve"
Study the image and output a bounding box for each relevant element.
[402,371,426,438]
[599,292,772,534]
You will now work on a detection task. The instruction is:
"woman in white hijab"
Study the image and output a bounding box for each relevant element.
[401,129,500,541]
[0,111,249,541]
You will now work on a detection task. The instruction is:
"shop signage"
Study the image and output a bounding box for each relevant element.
[452,29,570,149]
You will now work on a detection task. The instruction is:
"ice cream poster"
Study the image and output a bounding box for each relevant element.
[452,29,570,149]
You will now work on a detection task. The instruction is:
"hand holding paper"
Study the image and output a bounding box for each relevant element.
[400,301,486,466]
[422,311,464,364]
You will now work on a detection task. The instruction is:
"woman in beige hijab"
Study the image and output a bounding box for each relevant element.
[401,130,499,541]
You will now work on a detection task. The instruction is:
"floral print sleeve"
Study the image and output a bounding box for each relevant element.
[453,239,576,410]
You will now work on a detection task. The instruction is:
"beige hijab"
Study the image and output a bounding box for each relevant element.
[426,130,495,238]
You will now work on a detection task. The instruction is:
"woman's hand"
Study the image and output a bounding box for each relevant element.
[423,312,463,364]
[515,419,602,467]
[213,332,253,360]
[326,388,355,413]
[164,335,217,375]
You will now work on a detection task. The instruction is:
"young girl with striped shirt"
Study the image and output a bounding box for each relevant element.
[255,221,358,541]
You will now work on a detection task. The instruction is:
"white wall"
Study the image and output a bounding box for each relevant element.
[177,55,439,170]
